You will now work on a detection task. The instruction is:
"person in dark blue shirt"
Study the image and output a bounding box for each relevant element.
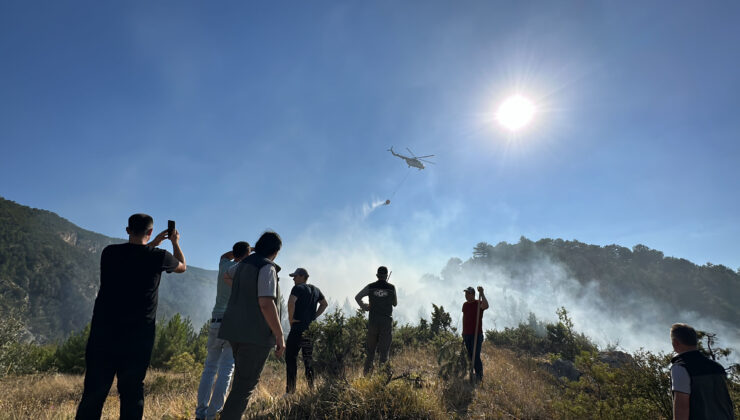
[285,268,328,394]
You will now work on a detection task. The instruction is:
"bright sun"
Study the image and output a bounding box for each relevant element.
[496,95,536,131]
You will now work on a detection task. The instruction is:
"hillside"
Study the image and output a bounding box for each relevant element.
[0,197,217,342]
[456,239,740,330]
[2,195,739,349]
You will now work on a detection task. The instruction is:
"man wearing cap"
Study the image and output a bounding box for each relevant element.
[285,267,328,394]
[355,266,397,375]
[194,241,250,420]
[462,286,489,382]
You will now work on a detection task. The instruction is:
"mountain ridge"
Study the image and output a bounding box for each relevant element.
[2,196,738,347]
[0,196,217,342]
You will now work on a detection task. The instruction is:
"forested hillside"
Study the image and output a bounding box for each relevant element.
[0,197,217,342]
[462,238,740,329]
[3,195,738,346]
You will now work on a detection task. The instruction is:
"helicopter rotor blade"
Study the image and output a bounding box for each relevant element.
[406,147,416,157]
[416,154,435,159]
[419,159,436,164]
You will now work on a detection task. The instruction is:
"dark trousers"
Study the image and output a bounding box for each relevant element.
[463,333,484,381]
[285,328,314,393]
[220,341,271,420]
[364,318,392,375]
[75,322,155,420]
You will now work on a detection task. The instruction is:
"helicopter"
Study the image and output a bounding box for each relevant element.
[388,146,435,170]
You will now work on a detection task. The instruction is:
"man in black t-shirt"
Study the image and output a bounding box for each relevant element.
[285,268,327,394]
[76,214,186,420]
[355,266,397,375]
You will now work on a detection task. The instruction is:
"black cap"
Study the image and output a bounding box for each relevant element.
[464,287,475,293]
[289,268,309,278]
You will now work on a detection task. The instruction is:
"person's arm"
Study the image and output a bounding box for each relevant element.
[478,286,489,310]
[148,229,168,247]
[259,297,285,357]
[288,294,298,324]
[392,287,397,307]
[169,229,186,273]
[223,271,232,287]
[355,286,370,311]
[221,250,234,260]
[315,298,328,318]
[673,392,689,420]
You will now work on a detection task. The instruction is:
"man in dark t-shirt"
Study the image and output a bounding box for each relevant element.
[355,266,397,375]
[76,214,186,420]
[462,286,489,383]
[285,268,327,394]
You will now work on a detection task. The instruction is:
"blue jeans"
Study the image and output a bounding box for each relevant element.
[463,333,484,381]
[195,321,234,420]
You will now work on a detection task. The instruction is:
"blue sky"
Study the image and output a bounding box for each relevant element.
[2,0,739,288]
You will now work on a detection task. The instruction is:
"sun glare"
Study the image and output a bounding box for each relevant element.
[496,95,536,131]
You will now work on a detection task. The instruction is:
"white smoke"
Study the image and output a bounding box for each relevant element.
[277,201,739,364]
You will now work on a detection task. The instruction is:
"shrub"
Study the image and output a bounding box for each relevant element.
[0,310,55,376]
[393,322,428,350]
[307,308,366,378]
[430,304,453,335]
[553,351,669,419]
[54,323,90,374]
[151,313,198,369]
[392,305,456,352]
[434,332,467,382]
[249,373,446,419]
[165,351,201,374]
[191,321,209,364]
[0,311,27,376]
[485,308,596,361]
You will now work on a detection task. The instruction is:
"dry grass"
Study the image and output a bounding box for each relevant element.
[0,344,558,419]
[469,344,554,419]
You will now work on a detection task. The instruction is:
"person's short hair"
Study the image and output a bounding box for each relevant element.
[377,266,388,279]
[232,241,250,259]
[254,231,282,257]
[128,213,154,236]
[671,323,698,346]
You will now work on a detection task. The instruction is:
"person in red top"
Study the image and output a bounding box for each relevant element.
[462,286,489,382]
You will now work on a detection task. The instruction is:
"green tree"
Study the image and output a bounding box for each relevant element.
[151,314,197,369]
[308,309,366,378]
[472,242,492,260]
[54,323,90,373]
[430,304,453,336]
[0,309,54,376]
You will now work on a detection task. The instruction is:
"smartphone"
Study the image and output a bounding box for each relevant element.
[167,220,175,237]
